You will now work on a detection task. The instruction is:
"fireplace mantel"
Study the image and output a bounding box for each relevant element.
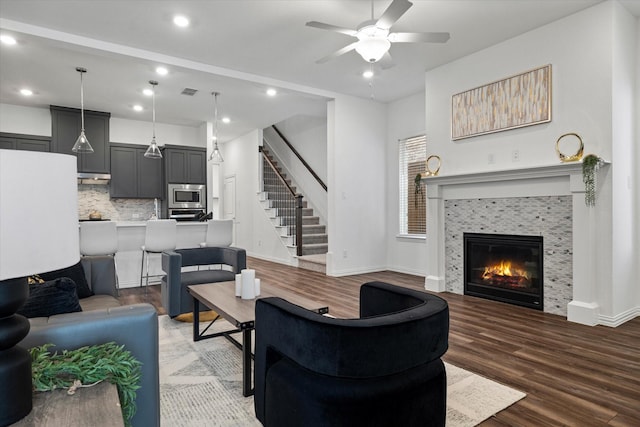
[422,161,610,326]
[423,162,585,186]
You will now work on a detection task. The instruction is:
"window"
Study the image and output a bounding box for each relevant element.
[399,135,426,235]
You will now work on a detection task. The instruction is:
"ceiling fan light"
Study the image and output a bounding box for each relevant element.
[355,37,391,63]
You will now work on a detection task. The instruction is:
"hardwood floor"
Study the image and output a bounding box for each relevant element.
[119,257,640,426]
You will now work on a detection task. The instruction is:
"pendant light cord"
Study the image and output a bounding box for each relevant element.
[214,92,219,146]
[79,69,85,132]
[150,80,158,141]
[152,87,156,139]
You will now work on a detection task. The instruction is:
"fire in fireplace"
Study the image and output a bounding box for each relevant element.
[464,233,543,310]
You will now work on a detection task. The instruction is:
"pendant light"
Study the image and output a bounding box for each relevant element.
[144,80,162,159]
[209,91,224,163]
[71,67,94,153]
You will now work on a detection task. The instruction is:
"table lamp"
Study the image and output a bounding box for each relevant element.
[0,150,79,425]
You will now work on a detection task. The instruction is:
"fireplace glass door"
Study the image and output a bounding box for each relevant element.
[464,233,543,310]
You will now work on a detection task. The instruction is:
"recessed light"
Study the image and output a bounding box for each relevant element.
[20,88,33,96]
[222,117,231,124]
[156,66,168,76]
[143,88,154,96]
[362,70,374,79]
[173,15,190,28]
[266,88,277,97]
[133,105,143,112]
[0,35,17,45]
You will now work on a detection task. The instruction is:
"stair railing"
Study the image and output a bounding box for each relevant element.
[272,125,327,191]
[259,146,303,256]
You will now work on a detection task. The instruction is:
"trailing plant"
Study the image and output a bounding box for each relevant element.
[414,173,424,207]
[29,342,142,427]
[582,154,603,206]
[582,154,604,207]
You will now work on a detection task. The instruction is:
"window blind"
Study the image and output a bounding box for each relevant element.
[399,135,427,235]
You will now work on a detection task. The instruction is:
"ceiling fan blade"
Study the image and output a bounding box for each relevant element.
[316,42,359,64]
[389,32,451,43]
[378,52,395,70]
[376,0,413,30]
[306,21,358,37]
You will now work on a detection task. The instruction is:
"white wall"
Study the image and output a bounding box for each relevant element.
[0,104,50,135]
[385,91,427,276]
[263,114,328,225]
[636,16,640,306]
[424,0,638,322]
[0,103,203,148]
[221,129,294,265]
[611,1,638,319]
[272,115,327,183]
[110,117,202,147]
[327,95,387,276]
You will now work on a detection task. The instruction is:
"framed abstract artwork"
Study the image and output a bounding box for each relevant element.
[451,65,552,140]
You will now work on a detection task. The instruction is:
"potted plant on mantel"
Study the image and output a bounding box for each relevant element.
[582,154,604,207]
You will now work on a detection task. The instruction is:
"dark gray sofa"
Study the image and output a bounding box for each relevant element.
[161,246,246,317]
[19,256,160,427]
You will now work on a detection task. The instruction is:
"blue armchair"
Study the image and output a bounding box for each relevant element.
[161,246,246,317]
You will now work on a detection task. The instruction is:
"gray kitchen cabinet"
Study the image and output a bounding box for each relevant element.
[164,145,206,184]
[110,143,163,198]
[50,105,110,173]
[0,132,51,152]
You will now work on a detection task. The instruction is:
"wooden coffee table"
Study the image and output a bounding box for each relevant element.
[188,281,329,396]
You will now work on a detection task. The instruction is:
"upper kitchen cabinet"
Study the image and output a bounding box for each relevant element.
[50,105,110,173]
[0,132,50,152]
[164,145,206,184]
[110,143,163,198]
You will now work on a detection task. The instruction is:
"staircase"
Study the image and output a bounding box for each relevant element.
[259,147,328,258]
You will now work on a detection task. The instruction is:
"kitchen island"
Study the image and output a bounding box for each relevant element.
[88,221,209,288]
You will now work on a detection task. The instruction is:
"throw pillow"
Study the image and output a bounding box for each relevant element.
[17,277,83,318]
[39,261,94,299]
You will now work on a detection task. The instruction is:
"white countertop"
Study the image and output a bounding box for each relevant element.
[115,221,208,227]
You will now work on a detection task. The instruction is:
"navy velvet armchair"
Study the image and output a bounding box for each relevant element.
[254,281,449,427]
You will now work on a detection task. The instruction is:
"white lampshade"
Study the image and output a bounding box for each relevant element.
[0,150,80,280]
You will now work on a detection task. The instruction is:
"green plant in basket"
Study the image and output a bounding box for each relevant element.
[29,342,141,427]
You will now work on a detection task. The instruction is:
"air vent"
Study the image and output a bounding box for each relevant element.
[181,88,198,96]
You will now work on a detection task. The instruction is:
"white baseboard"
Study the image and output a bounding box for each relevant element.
[598,306,640,327]
[246,251,297,267]
[327,266,385,277]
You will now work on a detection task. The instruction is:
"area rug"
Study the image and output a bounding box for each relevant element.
[158,315,525,427]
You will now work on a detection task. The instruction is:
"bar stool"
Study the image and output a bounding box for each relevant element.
[140,219,177,293]
[200,219,233,247]
[79,221,119,294]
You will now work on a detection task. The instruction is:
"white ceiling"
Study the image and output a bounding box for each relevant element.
[0,0,638,143]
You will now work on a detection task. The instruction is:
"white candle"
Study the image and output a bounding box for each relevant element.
[254,278,261,296]
[235,274,242,297]
[241,269,256,300]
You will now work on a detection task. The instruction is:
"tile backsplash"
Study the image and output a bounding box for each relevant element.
[77,184,157,221]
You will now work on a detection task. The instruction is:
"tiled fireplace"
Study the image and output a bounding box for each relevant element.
[423,163,605,325]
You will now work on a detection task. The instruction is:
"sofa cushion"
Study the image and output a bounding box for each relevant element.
[180,270,235,286]
[39,261,94,299]
[79,295,121,312]
[18,277,83,318]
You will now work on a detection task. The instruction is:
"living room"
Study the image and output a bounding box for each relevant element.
[1,0,639,426]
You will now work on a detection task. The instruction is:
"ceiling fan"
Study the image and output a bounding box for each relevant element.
[306,0,450,67]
